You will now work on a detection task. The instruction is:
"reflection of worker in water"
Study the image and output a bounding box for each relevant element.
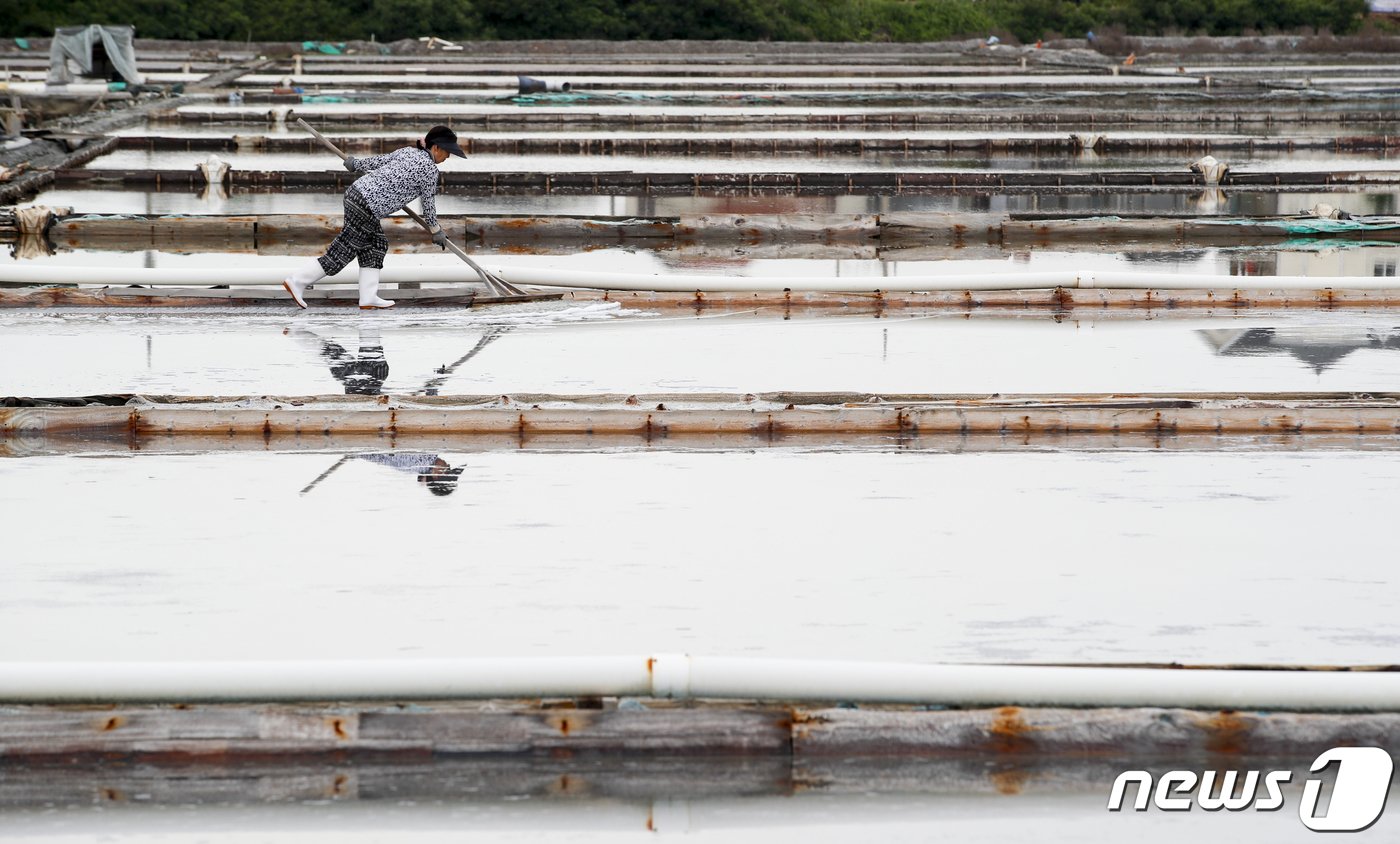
[357,452,464,496]
[288,326,390,395]
[322,334,389,396]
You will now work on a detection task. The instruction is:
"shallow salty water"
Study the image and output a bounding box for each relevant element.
[8,241,1400,395]
[8,302,1400,396]
[1,448,1397,666]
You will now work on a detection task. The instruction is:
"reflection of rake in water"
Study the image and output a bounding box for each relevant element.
[299,454,351,496]
[418,326,509,396]
[295,117,528,299]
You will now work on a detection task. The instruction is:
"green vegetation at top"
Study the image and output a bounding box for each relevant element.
[0,0,1374,43]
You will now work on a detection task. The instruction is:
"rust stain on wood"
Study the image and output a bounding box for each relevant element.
[985,707,1038,753]
[328,773,350,797]
[989,767,1033,795]
[1199,710,1255,755]
[547,772,590,796]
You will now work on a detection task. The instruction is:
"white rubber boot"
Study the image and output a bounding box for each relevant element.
[282,258,325,309]
[358,267,395,310]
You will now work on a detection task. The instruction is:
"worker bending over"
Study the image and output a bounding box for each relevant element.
[283,125,465,310]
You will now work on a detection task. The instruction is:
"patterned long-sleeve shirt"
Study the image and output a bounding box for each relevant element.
[357,452,442,475]
[348,146,441,229]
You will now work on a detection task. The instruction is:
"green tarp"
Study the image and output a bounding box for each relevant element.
[1197,217,1400,235]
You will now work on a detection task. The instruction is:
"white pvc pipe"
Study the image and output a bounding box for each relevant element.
[500,267,1400,293]
[682,657,1400,711]
[507,267,1077,291]
[0,264,457,288]
[0,657,651,702]
[4,655,1400,710]
[3,264,1399,292]
[0,82,115,95]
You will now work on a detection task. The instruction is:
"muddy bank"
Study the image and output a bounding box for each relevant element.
[0,136,116,205]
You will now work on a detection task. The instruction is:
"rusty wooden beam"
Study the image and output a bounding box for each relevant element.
[563,287,1400,312]
[5,393,1400,442]
[45,211,877,246]
[37,211,1398,252]
[6,286,1400,311]
[0,702,1395,764]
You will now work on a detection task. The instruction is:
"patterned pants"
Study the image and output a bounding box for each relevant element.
[317,188,387,275]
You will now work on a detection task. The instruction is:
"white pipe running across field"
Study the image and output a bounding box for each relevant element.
[3,655,1400,710]
[2,264,1399,292]
[0,82,116,95]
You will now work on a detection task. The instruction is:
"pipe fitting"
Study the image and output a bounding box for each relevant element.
[517,75,571,95]
[649,653,692,699]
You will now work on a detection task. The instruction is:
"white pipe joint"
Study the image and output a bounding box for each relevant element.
[649,653,692,699]
[517,75,572,94]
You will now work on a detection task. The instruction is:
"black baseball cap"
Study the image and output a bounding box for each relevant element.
[425,125,465,158]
